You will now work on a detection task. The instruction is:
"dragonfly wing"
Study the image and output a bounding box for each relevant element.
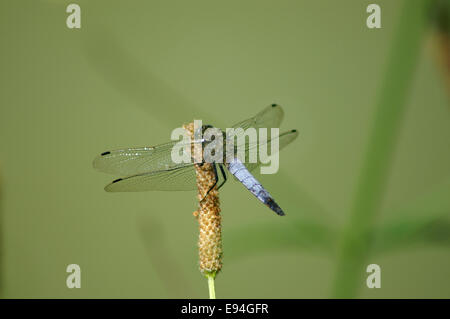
[229,103,284,132]
[227,104,286,162]
[242,129,299,172]
[93,139,199,176]
[104,164,197,192]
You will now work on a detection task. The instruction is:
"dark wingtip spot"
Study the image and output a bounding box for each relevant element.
[112,178,122,184]
[271,103,277,107]
[101,151,111,156]
[291,129,297,133]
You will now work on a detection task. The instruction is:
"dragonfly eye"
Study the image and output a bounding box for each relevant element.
[194,124,214,137]
[271,103,277,107]
[202,124,214,130]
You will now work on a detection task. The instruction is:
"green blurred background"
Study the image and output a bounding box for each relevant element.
[0,0,449,298]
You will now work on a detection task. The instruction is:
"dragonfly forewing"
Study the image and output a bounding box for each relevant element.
[229,103,284,132]
[93,139,201,177]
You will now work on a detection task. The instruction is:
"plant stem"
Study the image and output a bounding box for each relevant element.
[207,273,216,299]
[332,0,429,298]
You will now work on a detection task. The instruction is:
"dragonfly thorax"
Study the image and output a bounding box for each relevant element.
[196,124,229,164]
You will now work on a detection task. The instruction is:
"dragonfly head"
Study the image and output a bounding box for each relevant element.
[195,124,226,141]
[194,124,214,137]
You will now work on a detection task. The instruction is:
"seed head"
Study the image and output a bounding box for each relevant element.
[183,122,223,276]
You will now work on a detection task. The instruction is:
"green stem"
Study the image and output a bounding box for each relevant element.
[332,0,429,298]
[207,273,216,299]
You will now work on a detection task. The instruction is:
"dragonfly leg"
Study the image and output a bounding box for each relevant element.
[200,162,219,203]
[217,163,227,190]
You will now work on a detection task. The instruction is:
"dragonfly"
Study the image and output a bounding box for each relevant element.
[93,104,298,216]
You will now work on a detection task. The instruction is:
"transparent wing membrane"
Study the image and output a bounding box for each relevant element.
[93,140,198,177]
[230,104,284,132]
[104,165,197,192]
[242,129,299,172]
